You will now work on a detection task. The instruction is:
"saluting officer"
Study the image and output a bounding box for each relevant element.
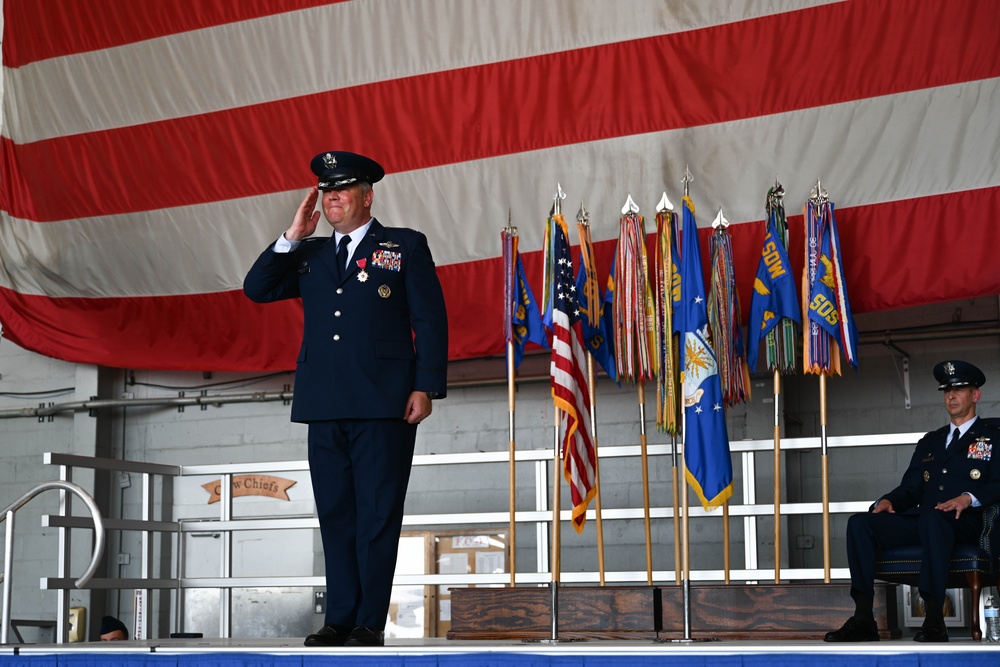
[244,151,448,647]
[825,360,1000,643]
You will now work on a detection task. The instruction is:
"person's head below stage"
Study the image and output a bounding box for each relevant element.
[310,151,383,236]
[934,359,984,426]
[99,615,128,641]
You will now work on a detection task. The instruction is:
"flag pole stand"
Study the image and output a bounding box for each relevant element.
[507,341,517,587]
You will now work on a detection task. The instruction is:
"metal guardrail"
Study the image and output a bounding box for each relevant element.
[37,431,924,639]
[0,481,105,645]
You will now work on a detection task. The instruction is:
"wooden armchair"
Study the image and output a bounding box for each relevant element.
[874,503,999,640]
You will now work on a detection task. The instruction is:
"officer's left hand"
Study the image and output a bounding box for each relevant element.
[404,391,432,425]
[934,492,972,518]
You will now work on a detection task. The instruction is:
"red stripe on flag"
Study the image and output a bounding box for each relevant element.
[2,186,998,369]
[0,286,303,371]
[3,0,997,222]
[1,0,343,67]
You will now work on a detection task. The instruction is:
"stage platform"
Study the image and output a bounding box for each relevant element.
[1,637,998,666]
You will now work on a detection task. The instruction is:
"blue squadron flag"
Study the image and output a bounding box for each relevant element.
[575,223,617,382]
[746,211,800,372]
[802,200,859,374]
[675,197,734,511]
[503,231,548,369]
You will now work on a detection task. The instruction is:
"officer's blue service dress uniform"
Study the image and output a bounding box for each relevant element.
[244,152,448,647]
[825,360,1000,643]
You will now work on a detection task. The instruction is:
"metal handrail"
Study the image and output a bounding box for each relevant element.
[0,481,105,644]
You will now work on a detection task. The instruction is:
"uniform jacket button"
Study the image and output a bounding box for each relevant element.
[333,334,341,341]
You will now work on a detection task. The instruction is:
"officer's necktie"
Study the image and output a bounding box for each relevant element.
[949,428,960,449]
[336,235,351,278]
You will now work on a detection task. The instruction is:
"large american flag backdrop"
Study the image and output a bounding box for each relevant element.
[1,0,998,372]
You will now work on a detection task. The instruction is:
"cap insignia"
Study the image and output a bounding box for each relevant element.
[323,153,338,169]
[944,361,956,375]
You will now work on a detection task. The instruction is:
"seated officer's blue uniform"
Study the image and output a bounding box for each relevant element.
[244,151,447,645]
[827,359,1000,643]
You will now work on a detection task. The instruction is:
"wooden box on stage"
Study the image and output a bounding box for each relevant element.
[448,582,899,641]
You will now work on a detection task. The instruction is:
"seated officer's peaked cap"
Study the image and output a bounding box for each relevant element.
[933,359,986,390]
[311,151,384,191]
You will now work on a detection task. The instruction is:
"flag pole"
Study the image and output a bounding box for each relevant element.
[654,191,682,586]
[638,380,653,585]
[664,165,717,643]
[612,193,656,585]
[755,178,796,584]
[770,182,782,584]
[821,372,831,582]
[707,205,748,587]
[507,342,518,586]
[552,405,562,583]
[550,189,564,637]
[803,178,844,585]
[773,368,782,583]
[577,203,607,585]
[672,434,682,584]
[588,355,606,585]
[503,218,518,588]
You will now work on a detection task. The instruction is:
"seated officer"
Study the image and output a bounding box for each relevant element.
[825,360,1000,643]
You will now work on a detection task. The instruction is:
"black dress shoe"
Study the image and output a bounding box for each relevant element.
[345,626,385,647]
[913,618,949,642]
[304,624,352,647]
[824,616,879,642]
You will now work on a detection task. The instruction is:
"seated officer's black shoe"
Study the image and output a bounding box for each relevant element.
[913,618,949,643]
[345,626,385,647]
[304,623,352,647]
[824,616,879,642]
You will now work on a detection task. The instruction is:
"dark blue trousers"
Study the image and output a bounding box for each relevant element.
[307,418,417,629]
[846,509,981,607]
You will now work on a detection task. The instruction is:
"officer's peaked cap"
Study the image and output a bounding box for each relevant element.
[310,151,384,190]
[933,360,986,390]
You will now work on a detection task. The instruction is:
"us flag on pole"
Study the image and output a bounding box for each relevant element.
[549,215,596,534]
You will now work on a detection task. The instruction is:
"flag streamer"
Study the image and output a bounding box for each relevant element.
[612,210,656,383]
[708,223,751,406]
